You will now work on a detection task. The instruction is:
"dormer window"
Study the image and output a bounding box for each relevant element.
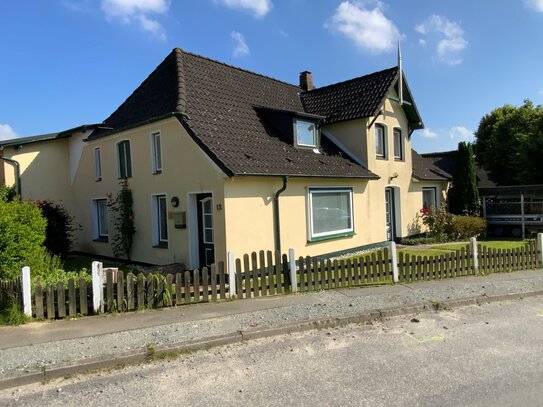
[294,119,317,148]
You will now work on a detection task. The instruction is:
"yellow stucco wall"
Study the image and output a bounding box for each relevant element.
[224,176,378,259]
[2,139,74,210]
[72,117,226,267]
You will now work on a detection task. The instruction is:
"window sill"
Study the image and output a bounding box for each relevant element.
[376,156,388,161]
[308,231,355,243]
[394,158,404,162]
[96,178,102,182]
[93,237,109,243]
[153,243,169,249]
[153,170,162,175]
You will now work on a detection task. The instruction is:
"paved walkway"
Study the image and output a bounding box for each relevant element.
[1,269,543,389]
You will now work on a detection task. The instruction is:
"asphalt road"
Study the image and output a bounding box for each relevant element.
[2,297,543,406]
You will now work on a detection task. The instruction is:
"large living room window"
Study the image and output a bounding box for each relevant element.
[117,140,132,179]
[92,198,109,241]
[375,124,386,158]
[294,119,317,148]
[308,188,354,240]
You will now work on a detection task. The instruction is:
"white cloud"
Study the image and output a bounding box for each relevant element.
[326,1,401,54]
[0,124,18,141]
[421,128,438,138]
[415,15,467,65]
[215,0,272,18]
[62,0,94,13]
[449,126,473,139]
[525,0,543,12]
[100,0,169,40]
[418,38,426,46]
[231,31,250,57]
[278,29,289,38]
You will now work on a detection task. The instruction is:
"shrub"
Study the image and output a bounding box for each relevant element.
[450,215,486,240]
[0,184,16,202]
[0,200,47,279]
[419,205,486,242]
[35,200,77,259]
[108,180,136,260]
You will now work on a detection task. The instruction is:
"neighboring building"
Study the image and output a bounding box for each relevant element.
[1,48,451,268]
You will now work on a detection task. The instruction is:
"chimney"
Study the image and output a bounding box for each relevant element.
[299,71,314,91]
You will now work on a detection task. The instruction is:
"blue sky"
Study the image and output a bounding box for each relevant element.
[1,0,543,153]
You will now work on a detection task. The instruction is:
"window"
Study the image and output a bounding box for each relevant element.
[393,128,403,160]
[308,188,354,240]
[94,148,102,181]
[294,119,317,147]
[153,194,168,246]
[117,140,132,178]
[375,124,386,158]
[151,132,162,173]
[92,199,108,240]
[422,187,438,210]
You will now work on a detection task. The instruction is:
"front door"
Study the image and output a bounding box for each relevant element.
[197,194,214,267]
[385,188,396,241]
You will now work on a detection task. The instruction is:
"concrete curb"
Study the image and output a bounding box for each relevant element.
[1,290,542,391]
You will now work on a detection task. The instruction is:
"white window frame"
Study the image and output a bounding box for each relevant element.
[151,131,162,174]
[422,187,438,210]
[294,118,318,148]
[116,140,132,179]
[92,198,109,240]
[393,128,403,160]
[307,187,354,240]
[152,194,168,246]
[94,147,102,181]
[375,123,387,158]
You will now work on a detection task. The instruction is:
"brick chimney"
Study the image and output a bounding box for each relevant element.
[299,71,314,91]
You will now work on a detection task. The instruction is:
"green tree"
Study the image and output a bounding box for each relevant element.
[474,99,543,185]
[449,142,480,215]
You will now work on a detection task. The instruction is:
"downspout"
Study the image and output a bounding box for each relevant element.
[273,176,289,254]
[0,156,21,199]
[273,176,289,285]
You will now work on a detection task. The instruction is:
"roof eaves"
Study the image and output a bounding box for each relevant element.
[233,172,380,180]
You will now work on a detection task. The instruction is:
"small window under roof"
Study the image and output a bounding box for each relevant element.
[294,119,317,148]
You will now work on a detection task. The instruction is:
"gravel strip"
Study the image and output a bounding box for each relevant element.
[2,271,543,378]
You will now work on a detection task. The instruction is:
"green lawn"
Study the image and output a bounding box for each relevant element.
[432,240,528,252]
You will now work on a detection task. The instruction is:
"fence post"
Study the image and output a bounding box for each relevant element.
[537,233,543,267]
[228,251,236,298]
[92,261,103,314]
[21,266,32,317]
[289,248,297,293]
[390,241,399,283]
[470,237,479,274]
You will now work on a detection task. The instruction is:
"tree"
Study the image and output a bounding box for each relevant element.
[474,99,543,185]
[448,142,480,215]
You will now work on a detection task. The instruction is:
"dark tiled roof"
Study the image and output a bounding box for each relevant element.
[417,150,497,188]
[411,149,453,181]
[301,68,398,124]
[90,49,378,179]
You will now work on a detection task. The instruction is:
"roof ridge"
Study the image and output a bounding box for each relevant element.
[302,66,398,94]
[101,50,179,125]
[174,47,301,90]
[174,49,187,114]
[421,150,457,156]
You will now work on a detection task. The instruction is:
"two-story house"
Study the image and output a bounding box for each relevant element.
[1,48,450,268]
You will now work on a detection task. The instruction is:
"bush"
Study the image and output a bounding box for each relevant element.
[419,205,486,242]
[0,184,16,202]
[0,200,47,279]
[450,215,486,240]
[35,200,77,259]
